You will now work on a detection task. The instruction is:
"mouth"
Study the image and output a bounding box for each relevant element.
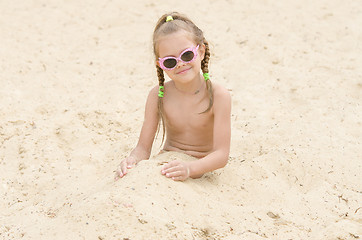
[176,67,192,74]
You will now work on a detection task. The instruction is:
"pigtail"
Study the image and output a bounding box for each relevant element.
[201,40,214,113]
[156,65,166,144]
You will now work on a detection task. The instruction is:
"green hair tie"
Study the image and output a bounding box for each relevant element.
[158,86,164,97]
[166,16,173,22]
[203,73,210,81]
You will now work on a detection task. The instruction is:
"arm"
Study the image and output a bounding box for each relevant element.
[188,87,231,178]
[129,86,160,161]
[115,87,159,179]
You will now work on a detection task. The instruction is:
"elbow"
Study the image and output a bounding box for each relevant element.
[213,146,230,169]
[219,153,229,168]
[213,148,229,169]
[221,157,229,168]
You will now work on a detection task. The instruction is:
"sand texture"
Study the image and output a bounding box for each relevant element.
[1,0,361,239]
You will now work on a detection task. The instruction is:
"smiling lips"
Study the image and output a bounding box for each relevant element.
[176,67,192,74]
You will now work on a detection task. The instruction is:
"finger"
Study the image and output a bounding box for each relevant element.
[119,162,129,177]
[162,160,180,171]
[127,162,135,169]
[114,168,124,180]
[114,171,122,181]
[171,175,186,181]
[115,157,136,180]
[165,170,183,178]
[162,166,181,175]
[162,160,181,172]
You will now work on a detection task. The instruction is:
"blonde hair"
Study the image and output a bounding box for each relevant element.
[153,12,213,143]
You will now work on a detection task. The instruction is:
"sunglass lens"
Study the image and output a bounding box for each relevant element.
[163,59,177,69]
[181,51,195,62]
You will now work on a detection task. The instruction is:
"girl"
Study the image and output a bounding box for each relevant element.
[115,12,231,181]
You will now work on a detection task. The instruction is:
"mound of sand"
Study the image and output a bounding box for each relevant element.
[1,0,361,239]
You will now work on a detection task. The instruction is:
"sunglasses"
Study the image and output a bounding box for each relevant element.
[158,45,199,71]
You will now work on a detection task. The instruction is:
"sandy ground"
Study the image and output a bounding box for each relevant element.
[0,0,361,239]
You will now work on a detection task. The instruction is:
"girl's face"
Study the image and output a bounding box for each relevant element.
[157,30,205,84]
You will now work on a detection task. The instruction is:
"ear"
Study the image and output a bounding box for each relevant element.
[199,44,206,61]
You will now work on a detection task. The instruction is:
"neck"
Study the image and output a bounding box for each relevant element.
[173,74,204,95]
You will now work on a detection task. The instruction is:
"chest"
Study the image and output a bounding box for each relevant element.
[162,95,214,131]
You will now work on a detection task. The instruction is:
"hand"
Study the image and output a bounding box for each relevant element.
[114,155,138,180]
[161,160,190,181]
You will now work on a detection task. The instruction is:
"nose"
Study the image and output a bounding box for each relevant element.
[175,59,186,68]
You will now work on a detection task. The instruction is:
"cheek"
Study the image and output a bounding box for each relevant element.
[163,69,174,79]
[193,58,202,69]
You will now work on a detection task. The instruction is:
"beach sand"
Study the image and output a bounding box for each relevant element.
[1,0,361,239]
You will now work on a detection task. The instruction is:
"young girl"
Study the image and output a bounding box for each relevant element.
[115,12,231,181]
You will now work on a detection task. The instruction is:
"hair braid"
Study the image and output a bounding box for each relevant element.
[156,65,166,143]
[201,40,210,73]
[201,40,213,113]
[156,65,165,87]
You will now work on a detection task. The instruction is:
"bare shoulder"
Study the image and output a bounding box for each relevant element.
[149,85,159,95]
[147,85,162,101]
[149,81,174,97]
[212,82,231,109]
[144,85,160,112]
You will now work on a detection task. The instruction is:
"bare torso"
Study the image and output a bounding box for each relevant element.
[162,80,215,158]
[115,75,231,180]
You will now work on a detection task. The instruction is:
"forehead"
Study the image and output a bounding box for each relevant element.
[156,30,196,57]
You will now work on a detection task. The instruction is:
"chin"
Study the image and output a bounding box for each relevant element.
[176,71,198,82]
[175,75,195,84]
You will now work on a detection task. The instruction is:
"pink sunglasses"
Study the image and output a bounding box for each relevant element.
[158,45,199,71]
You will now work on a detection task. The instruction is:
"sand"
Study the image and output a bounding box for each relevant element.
[1,0,361,239]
